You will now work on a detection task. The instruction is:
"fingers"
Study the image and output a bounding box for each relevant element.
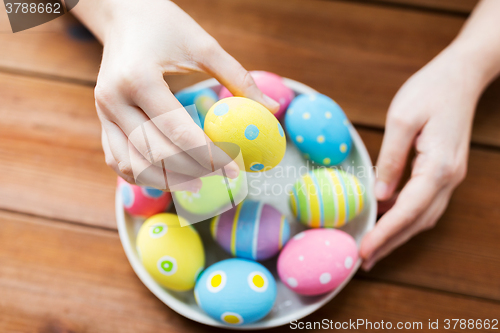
[101,119,201,191]
[102,126,135,184]
[375,114,422,201]
[360,169,443,262]
[99,93,215,179]
[201,44,280,114]
[361,189,450,271]
[130,72,240,178]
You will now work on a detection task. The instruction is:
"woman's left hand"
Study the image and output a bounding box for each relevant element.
[359,43,486,271]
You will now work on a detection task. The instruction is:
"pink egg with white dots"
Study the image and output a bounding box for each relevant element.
[219,71,294,119]
[117,177,172,218]
[277,229,358,296]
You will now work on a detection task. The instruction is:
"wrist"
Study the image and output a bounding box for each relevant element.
[446,36,500,93]
[72,0,119,44]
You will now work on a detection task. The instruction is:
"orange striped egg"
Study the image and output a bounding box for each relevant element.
[289,169,364,228]
[211,200,290,261]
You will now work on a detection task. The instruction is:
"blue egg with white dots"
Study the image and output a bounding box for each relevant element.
[285,93,352,165]
[194,258,277,326]
[175,88,219,129]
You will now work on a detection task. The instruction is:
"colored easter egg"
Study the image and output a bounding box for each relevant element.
[219,71,294,119]
[136,213,205,291]
[118,177,172,218]
[173,173,244,215]
[285,93,352,165]
[289,169,364,228]
[211,200,290,261]
[204,97,286,172]
[175,88,219,129]
[195,258,277,325]
[277,229,358,296]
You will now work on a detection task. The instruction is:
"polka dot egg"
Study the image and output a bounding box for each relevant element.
[175,87,219,129]
[136,213,205,291]
[277,229,358,296]
[219,71,295,119]
[204,97,286,172]
[118,177,172,218]
[195,258,277,325]
[285,93,352,165]
[290,168,364,228]
[211,200,290,261]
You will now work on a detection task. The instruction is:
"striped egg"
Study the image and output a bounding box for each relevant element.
[289,169,364,228]
[211,200,290,261]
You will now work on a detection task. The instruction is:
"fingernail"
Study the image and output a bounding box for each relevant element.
[362,261,375,272]
[263,94,280,112]
[374,181,389,200]
[189,184,202,193]
[227,167,240,179]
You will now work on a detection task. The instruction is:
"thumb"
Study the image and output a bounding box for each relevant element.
[202,42,280,113]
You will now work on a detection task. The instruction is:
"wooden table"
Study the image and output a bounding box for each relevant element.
[1,0,500,332]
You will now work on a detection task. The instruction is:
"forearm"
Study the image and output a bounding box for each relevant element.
[71,0,117,44]
[447,0,500,91]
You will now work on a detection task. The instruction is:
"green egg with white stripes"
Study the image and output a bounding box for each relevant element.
[289,169,365,228]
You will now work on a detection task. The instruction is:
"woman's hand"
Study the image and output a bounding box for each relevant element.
[360,0,500,270]
[74,0,279,191]
[359,42,493,270]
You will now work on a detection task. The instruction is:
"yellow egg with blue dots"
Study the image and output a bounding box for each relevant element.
[136,213,205,291]
[204,97,286,172]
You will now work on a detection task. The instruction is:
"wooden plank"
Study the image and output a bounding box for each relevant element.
[0,72,116,228]
[365,0,478,13]
[2,210,500,333]
[0,11,101,83]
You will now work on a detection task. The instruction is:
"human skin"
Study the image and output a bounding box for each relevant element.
[360,0,500,270]
[72,0,279,192]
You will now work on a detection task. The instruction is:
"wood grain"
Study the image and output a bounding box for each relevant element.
[0,11,101,83]
[1,210,500,333]
[364,0,478,13]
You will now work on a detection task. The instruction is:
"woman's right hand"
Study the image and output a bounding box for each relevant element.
[74,0,279,191]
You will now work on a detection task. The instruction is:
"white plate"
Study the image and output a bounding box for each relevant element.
[116,78,377,329]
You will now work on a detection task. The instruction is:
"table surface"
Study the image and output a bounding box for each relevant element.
[1,0,500,332]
